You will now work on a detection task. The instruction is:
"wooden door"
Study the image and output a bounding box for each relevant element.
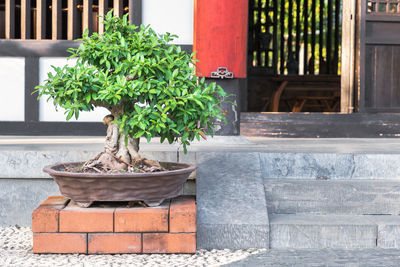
[360,0,400,112]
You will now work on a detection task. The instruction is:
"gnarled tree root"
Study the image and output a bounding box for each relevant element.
[82,152,128,173]
[81,114,167,174]
[82,152,166,173]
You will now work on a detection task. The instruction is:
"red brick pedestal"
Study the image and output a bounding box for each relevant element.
[32,195,196,254]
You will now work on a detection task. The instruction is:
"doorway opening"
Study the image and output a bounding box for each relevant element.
[247,0,343,113]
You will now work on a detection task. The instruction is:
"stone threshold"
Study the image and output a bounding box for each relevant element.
[3,136,400,153]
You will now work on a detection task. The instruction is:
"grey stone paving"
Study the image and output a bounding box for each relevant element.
[196,152,269,250]
[269,214,400,249]
[259,153,400,180]
[270,214,378,249]
[264,179,400,215]
[224,249,400,267]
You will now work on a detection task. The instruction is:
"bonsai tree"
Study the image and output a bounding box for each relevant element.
[35,12,227,172]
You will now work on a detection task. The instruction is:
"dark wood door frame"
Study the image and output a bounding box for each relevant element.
[359,0,400,113]
[340,0,356,113]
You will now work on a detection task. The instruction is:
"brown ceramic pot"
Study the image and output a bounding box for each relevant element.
[43,162,196,207]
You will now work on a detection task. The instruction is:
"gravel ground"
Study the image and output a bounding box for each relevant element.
[0,226,264,267]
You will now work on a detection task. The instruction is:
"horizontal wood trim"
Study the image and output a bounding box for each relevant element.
[363,108,400,113]
[366,38,400,45]
[366,14,400,22]
[0,40,193,57]
[0,122,107,136]
[0,40,80,57]
[271,75,341,82]
[241,112,400,122]
[241,112,400,138]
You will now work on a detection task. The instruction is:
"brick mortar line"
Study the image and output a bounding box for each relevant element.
[113,208,115,233]
[168,199,171,233]
[141,233,143,253]
[57,208,60,233]
[58,199,69,233]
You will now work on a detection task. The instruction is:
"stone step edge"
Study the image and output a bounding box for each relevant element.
[264,178,400,181]
[270,214,400,225]
[264,177,400,180]
[270,214,400,249]
[264,179,400,215]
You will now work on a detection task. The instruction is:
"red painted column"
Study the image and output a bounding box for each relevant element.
[193,0,248,78]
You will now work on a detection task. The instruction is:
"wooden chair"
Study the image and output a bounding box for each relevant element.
[292,95,340,112]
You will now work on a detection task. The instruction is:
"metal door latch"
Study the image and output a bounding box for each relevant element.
[211,67,234,79]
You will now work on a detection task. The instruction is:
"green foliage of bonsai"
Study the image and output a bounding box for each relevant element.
[35,12,227,171]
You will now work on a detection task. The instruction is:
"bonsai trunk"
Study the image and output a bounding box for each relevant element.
[82,114,165,173]
[104,121,140,165]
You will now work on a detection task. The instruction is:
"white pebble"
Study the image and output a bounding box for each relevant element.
[0,226,264,267]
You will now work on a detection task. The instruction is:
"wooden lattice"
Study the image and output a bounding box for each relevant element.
[367,0,400,14]
[0,0,132,40]
[248,0,277,75]
[248,0,342,76]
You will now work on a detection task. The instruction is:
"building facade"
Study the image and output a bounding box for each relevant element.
[1,0,400,136]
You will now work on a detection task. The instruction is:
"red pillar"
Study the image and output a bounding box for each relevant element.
[193,0,248,78]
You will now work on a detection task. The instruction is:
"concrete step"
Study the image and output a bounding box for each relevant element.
[265,179,400,215]
[270,214,400,249]
[260,153,400,180]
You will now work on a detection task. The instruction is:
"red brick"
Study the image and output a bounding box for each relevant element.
[88,233,141,254]
[143,233,196,254]
[115,202,169,232]
[32,196,69,233]
[33,233,87,254]
[59,202,114,232]
[170,196,196,233]
[32,207,60,233]
[40,196,70,207]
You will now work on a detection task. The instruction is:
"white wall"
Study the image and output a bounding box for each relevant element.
[0,57,25,121]
[39,57,109,122]
[142,0,194,45]
[2,1,195,123]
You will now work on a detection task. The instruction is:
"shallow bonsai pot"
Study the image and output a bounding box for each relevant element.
[43,162,196,207]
